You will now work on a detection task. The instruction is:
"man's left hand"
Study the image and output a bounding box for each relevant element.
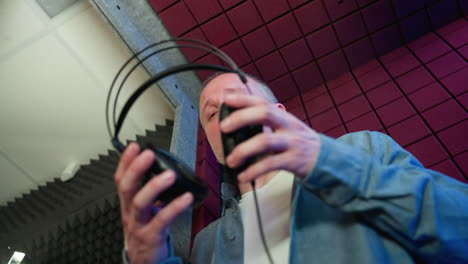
[220,93,321,182]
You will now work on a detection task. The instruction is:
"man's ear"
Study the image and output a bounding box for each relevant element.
[275,103,286,112]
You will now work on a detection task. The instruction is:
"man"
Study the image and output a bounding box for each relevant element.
[116,73,468,264]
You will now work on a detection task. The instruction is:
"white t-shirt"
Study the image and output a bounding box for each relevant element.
[238,171,295,264]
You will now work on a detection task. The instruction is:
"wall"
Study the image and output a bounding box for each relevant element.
[0,0,175,205]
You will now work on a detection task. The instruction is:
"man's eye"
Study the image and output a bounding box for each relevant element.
[208,112,217,120]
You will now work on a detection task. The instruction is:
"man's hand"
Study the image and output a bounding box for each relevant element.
[220,93,321,182]
[115,143,193,264]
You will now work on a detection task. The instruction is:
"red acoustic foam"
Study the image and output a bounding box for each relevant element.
[255,51,288,81]
[396,66,435,94]
[421,99,466,132]
[159,1,197,37]
[268,73,299,102]
[358,67,391,92]
[253,0,289,22]
[440,67,468,96]
[347,111,383,132]
[426,51,467,79]
[430,159,466,183]
[268,13,302,47]
[242,27,276,59]
[304,92,334,117]
[294,0,329,34]
[310,108,342,132]
[454,152,468,178]
[405,136,448,167]
[437,120,468,156]
[292,62,323,92]
[388,115,431,147]
[330,79,362,105]
[306,26,339,58]
[338,95,372,122]
[408,82,451,112]
[227,1,263,35]
[280,38,313,70]
[185,0,222,23]
[366,81,403,108]
[202,14,237,47]
[376,97,416,127]
[324,124,347,139]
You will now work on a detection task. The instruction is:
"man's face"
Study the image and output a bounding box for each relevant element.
[199,73,266,163]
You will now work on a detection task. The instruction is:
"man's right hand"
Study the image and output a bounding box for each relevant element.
[115,143,193,264]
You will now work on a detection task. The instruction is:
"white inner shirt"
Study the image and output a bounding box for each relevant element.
[238,171,294,264]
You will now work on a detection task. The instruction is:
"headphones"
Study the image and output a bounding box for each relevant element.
[106,38,257,207]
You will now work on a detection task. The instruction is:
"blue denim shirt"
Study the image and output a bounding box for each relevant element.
[155,131,468,263]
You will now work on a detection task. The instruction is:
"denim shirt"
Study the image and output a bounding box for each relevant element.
[143,131,468,264]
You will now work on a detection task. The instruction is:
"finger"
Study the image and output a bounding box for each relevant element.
[119,150,156,212]
[220,104,291,133]
[145,192,193,234]
[130,170,176,223]
[238,153,292,183]
[223,93,268,109]
[115,143,140,185]
[226,133,289,169]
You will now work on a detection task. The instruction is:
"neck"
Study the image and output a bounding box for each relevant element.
[238,170,279,195]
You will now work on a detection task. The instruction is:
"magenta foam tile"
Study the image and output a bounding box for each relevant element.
[227,1,263,35]
[294,0,329,34]
[268,13,302,47]
[393,0,424,18]
[280,38,313,70]
[401,10,431,43]
[428,0,461,31]
[388,115,431,147]
[328,72,353,90]
[454,152,468,178]
[358,66,391,91]
[202,14,237,47]
[405,136,448,167]
[221,40,251,67]
[268,73,298,102]
[438,120,468,156]
[440,67,468,96]
[372,24,403,56]
[380,46,410,65]
[324,124,347,138]
[430,159,466,183]
[159,2,197,37]
[361,0,395,33]
[356,0,374,6]
[180,28,209,62]
[422,99,467,132]
[330,79,362,105]
[219,0,243,10]
[426,51,467,79]
[412,38,451,63]
[148,0,178,13]
[457,92,468,109]
[241,63,261,78]
[346,111,383,132]
[185,0,222,23]
[322,0,357,21]
[242,27,276,59]
[334,13,367,46]
[407,82,451,112]
[436,18,467,36]
[255,51,288,81]
[310,108,342,132]
[288,0,308,9]
[196,54,223,81]
[345,37,375,69]
[318,50,349,81]
[408,32,439,50]
[304,92,334,117]
[376,97,416,127]
[254,0,289,22]
[384,53,420,78]
[459,45,468,60]
[366,81,403,108]
[302,84,327,102]
[352,59,380,77]
[292,62,323,92]
[396,66,435,94]
[338,95,372,122]
[306,25,339,59]
[283,95,301,109]
[288,104,308,121]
